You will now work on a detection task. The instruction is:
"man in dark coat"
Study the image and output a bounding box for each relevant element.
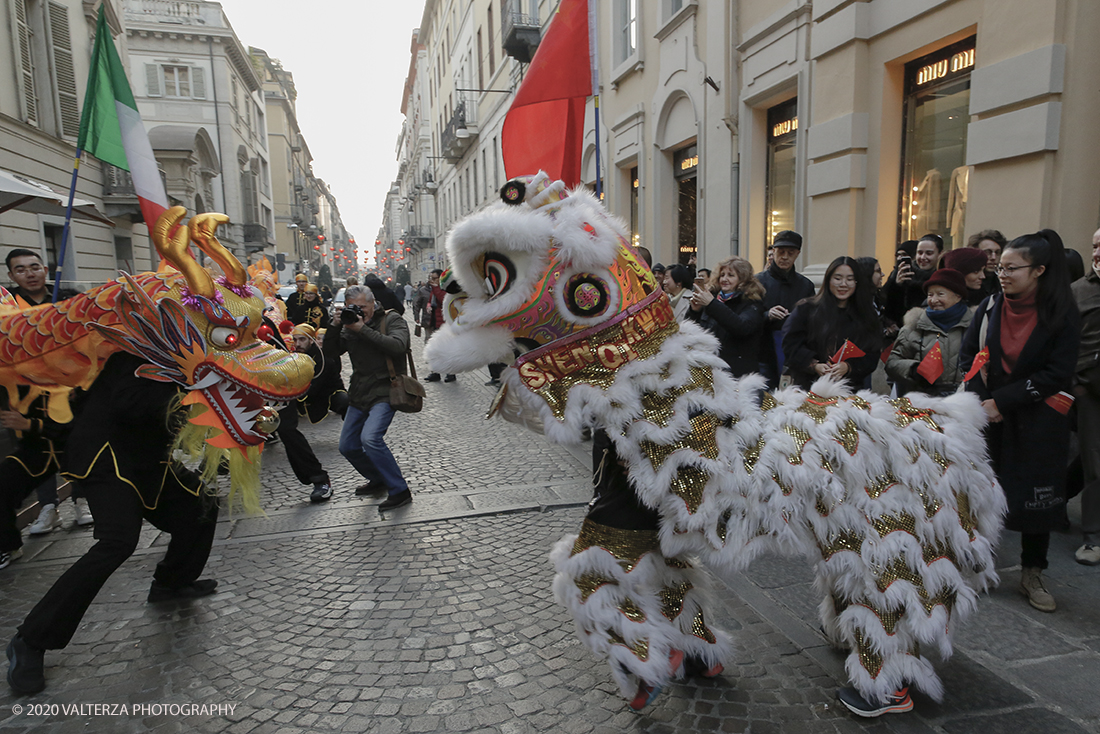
[5,249,78,307]
[421,269,456,383]
[755,231,814,388]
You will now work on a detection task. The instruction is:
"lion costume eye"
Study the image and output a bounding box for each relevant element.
[481,252,516,300]
[209,326,241,348]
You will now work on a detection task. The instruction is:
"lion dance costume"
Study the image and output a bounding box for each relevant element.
[425,173,1005,710]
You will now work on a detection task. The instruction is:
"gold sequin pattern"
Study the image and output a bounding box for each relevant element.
[922,540,958,566]
[669,465,711,514]
[845,395,872,411]
[743,436,765,475]
[818,529,863,559]
[854,630,884,677]
[798,393,838,424]
[956,492,977,540]
[872,512,918,540]
[865,473,899,499]
[690,611,717,644]
[529,314,680,419]
[660,581,693,620]
[783,425,812,465]
[815,496,832,517]
[572,519,660,572]
[771,472,793,496]
[638,366,715,428]
[821,454,834,473]
[916,486,944,519]
[835,419,859,456]
[665,557,692,569]
[619,598,646,622]
[932,451,952,474]
[761,392,778,412]
[607,630,650,661]
[889,397,944,432]
[639,412,721,470]
[575,572,618,601]
[853,600,904,635]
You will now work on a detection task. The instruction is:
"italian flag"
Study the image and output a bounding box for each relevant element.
[78,6,168,227]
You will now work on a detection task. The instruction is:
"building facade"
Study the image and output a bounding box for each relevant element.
[383,0,1100,284]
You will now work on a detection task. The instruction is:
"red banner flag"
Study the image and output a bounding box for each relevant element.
[830,340,866,365]
[880,341,895,364]
[916,341,945,384]
[963,347,990,382]
[501,0,595,186]
[1044,391,1075,415]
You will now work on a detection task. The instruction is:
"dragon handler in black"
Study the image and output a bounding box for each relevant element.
[837,685,915,717]
[5,354,220,695]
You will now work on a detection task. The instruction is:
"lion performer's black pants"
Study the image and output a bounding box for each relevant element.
[18,469,219,651]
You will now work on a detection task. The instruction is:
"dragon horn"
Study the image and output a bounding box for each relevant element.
[189,213,248,287]
[154,206,215,298]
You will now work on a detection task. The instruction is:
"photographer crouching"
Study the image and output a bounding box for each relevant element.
[329,285,414,510]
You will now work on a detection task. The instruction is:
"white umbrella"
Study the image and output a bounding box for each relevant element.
[0,168,114,225]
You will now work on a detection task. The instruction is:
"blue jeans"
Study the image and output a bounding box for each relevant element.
[339,402,409,496]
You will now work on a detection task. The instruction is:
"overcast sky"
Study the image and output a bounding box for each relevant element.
[218,1,425,264]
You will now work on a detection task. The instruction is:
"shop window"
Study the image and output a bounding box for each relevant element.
[899,37,975,249]
[766,99,798,247]
[674,145,698,266]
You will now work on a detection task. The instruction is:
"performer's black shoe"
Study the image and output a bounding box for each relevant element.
[310,482,333,503]
[6,634,45,695]
[355,480,388,496]
[836,686,913,717]
[683,655,723,678]
[378,490,412,511]
[443,374,457,383]
[425,373,442,382]
[148,579,219,603]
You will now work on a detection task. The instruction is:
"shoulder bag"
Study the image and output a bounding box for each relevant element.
[378,312,425,413]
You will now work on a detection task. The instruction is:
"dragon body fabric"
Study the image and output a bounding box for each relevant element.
[0,207,313,511]
[425,173,1006,706]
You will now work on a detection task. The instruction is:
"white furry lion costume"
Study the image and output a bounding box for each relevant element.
[426,172,1005,707]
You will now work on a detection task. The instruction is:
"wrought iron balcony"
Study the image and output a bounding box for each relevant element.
[406,225,434,243]
[502,0,541,63]
[104,164,135,196]
[243,223,268,243]
[441,101,477,161]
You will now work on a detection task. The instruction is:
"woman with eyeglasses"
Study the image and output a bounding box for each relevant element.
[782,256,882,391]
[960,229,1080,613]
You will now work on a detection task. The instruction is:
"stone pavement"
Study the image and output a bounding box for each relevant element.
[1,316,1098,733]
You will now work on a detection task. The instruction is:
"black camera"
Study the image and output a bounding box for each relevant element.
[340,304,365,325]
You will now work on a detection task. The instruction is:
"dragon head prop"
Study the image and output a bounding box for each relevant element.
[424,172,660,365]
[424,172,669,417]
[93,207,314,509]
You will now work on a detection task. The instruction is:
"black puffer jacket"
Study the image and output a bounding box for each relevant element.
[686,294,765,378]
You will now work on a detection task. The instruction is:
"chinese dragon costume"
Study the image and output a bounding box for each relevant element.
[424,173,1006,709]
[0,206,314,512]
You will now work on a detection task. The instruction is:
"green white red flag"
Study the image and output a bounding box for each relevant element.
[78,6,168,227]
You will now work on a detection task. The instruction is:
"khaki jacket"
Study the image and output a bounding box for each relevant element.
[886,306,974,396]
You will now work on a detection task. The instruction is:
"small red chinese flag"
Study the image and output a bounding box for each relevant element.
[830,340,866,364]
[963,347,990,382]
[916,341,945,384]
[1044,391,1075,415]
[880,342,894,364]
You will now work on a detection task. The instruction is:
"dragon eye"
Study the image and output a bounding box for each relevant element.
[483,252,516,300]
[210,327,240,348]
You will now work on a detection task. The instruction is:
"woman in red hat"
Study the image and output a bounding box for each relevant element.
[886,268,973,396]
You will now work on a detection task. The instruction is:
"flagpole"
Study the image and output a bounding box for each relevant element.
[593,96,602,199]
[53,150,83,303]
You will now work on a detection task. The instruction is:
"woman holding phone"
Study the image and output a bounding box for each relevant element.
[686,257,765,377]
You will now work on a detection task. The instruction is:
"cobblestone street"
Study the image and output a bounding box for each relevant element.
[1,319,1098,733]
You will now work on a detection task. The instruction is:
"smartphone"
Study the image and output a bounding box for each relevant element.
[693,275,705,286]
[897,254,912,268]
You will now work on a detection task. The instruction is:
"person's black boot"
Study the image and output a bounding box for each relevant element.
[7,634,45,695]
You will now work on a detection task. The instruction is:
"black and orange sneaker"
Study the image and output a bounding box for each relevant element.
[837,686,913,717]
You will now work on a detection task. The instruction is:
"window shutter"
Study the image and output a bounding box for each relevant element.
[47,1,79,137]
[191,66,206,99]
[146,64,162,97]
[13,0,37,125]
